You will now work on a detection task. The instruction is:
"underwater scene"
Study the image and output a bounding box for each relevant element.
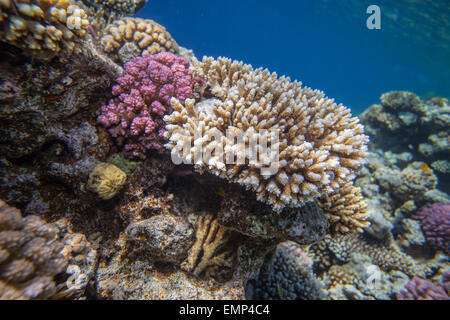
[0,0,448,302]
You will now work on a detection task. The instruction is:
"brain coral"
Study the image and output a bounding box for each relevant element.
[413,203,449,255]
[164,57,369,212]
[98,52,204,159]
[100,17,179,64]
[0,0,89,57]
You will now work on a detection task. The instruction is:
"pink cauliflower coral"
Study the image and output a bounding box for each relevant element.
[98,52,204,159]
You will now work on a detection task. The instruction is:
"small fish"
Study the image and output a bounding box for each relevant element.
[420,163,432,173]
[216,187,226,197]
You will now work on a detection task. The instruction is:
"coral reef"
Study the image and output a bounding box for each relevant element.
[165,57,369,214]
[321,253,410,300]
[360,91,449,193]
[0,0,90,58]
[98,52,204,159]
[100,17,179,64]
[0,0,447,302]
[373,161,438,204]
[83,0,147,16]
[413,203,449,255]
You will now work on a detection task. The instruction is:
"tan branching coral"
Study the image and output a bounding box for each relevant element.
[0,0,90,57]
[83,0,146,13]
[317,182,370,233]
[165,57,369,213]
[100,17,179,63]
[87,162,127,200]
[181,214,235,280]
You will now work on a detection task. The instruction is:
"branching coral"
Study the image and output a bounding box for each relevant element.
[317,182,369,233]
[164,57,369,213]
[181,214,235,281]
[100,17,179,64]
[413,203,449,255]
[0,0,90,57]
[98,52,204,159]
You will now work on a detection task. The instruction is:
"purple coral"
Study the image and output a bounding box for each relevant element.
[396,277,449,300]
[413,203,450,255]
[98,52,204,159]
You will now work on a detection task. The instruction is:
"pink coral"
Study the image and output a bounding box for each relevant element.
[413,203,450,255]
[396,277,449,300]
[98,52,204,159]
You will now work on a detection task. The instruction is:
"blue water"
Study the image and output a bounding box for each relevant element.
[137,0,450,114]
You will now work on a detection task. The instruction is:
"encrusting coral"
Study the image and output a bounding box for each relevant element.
[164,57,369,215]
[0,0,90,57]
[87,162,127,200]
[98,52,204,159]
[100,17,179,64]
